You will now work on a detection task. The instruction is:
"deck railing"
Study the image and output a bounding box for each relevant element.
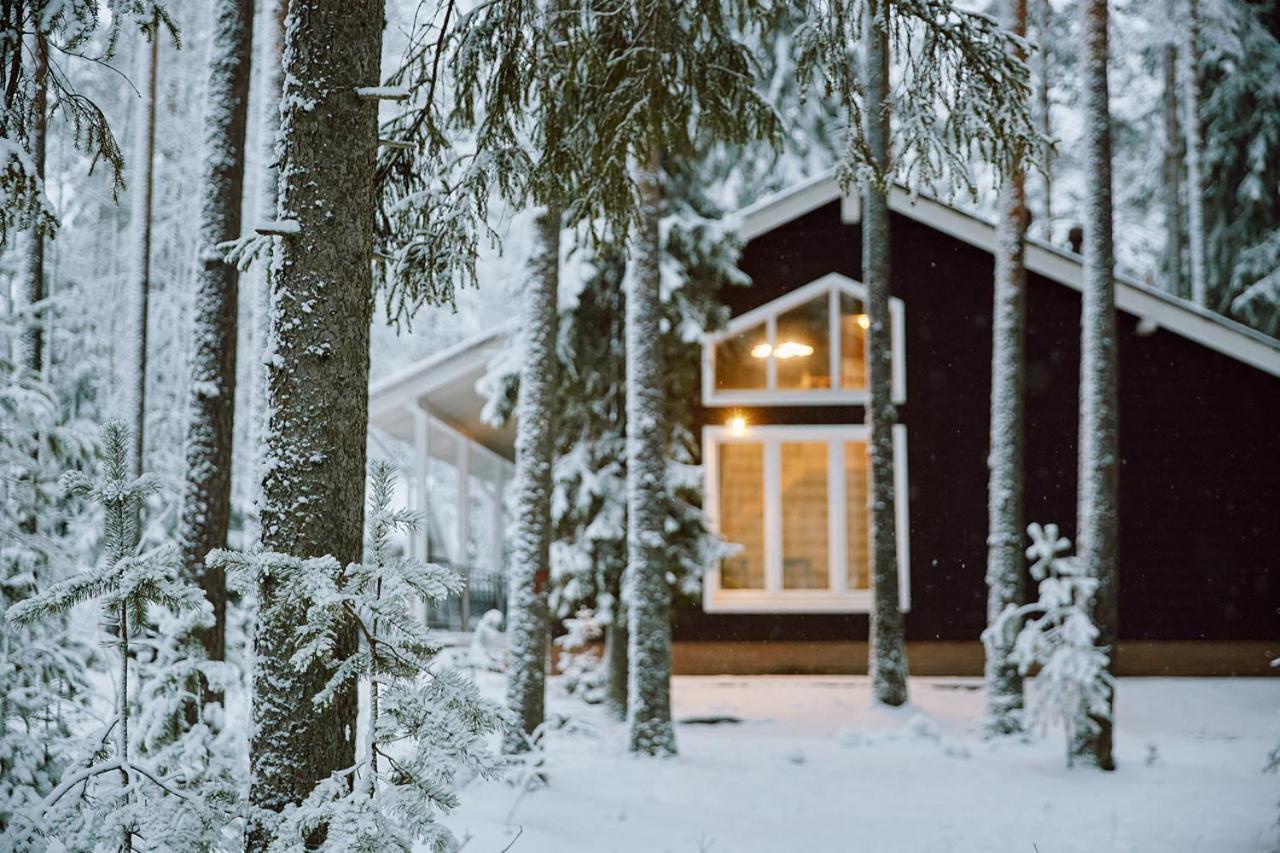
[424,560,507,631]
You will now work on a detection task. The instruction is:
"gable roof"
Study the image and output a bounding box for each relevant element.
[734,169,1280,379]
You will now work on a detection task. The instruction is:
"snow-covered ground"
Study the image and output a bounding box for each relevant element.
[448,675,1280,853]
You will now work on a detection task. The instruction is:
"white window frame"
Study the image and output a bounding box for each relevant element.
[702,423,910,614]
[702,273,906,408]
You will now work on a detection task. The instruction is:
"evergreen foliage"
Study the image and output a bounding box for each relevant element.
[4,421,233,852]
[987,523,1114,768]
[208,462,505,852]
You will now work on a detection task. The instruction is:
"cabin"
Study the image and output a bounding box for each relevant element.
[368,171,1280,677]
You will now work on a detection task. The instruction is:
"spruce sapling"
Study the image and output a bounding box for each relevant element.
[209,461,505,852]
[5,421,217,851]
[987,523,1114,767]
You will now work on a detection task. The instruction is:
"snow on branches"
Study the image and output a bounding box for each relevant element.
[208,461,505,851]
[985,523,1114,767]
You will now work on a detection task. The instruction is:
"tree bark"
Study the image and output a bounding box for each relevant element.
[604,614,628,720]
[180,0,253,670]
[129,20,160,488]
[984,0,1029,737]
[1181,0,1207,307]
[1075,0,1119,772]
[1162,41,1185,299]
[864,0,909,708]
[247,0,383,846]
[1034,0,1053,235]
[18,31,46,377]
[504,205,560,753]
[625,145,676,756]
[248,0,289,546]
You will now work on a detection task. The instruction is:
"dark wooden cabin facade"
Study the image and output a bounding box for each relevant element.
[369,172,1280,676]
[676,174,1280,676]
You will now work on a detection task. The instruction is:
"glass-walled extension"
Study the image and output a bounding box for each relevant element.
[373,406,515,632]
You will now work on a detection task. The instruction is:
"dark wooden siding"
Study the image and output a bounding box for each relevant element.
[680,199,1280,644]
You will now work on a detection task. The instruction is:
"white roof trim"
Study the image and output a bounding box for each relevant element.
[368,319,517,421]
[735,170,1280,380]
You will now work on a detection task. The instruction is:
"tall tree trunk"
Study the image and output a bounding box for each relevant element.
[984,0,1029,737]
[625,145,676,756]
[1075,0,1119,772]
[604,612,628,720]
[504,205,560,753]
[1182,0,1207,307]
[1162,42,1185,299]
[248,0,288,546]
[129,20,160,487]
[180,0,253,670]
[1034,0,1053,235]
[863,0,909,708]
[247,1,383,847]
[19,31,46,377]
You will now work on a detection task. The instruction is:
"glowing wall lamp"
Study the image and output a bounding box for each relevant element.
[727,415,748,436]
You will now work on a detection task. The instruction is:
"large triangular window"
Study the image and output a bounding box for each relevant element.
[702,273,905,406]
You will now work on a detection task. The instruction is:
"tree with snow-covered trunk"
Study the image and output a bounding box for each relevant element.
[1074,0,1120,772]
[984,0,1030,735]
[128,13,161,489]
[624,147,677,755]
[246,0,288,545]
[17,30,47,379]
[179,0,253,673]
[798,0,1040,709]
[504,206,561,753]
[1161,39,1185,299]
[248,0,384,846]
[1181,0,1207,307]
[861,0,909,708]
[1033,0,1053,233]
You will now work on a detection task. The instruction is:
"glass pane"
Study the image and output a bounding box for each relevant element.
[715,322,768,390]
[845,441,871,590]
[780,442,829,589]
[719,442,765,589]
[775,296,831,390]
[840,293,869,390]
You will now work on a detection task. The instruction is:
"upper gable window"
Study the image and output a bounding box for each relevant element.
[704,273,904,406]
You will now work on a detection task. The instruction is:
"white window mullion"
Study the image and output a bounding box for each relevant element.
[829,287,841,389]
[765,315,778,391]
[829,439,847,594]
[764,440,782,593]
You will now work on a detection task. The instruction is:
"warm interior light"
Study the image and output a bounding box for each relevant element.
[772,341,814,359]
[727,415,748,436]
[855,313,870,330]
[749,342,772,359]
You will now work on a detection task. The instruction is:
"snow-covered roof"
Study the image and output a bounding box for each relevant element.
[734,169,1280,380]
[368,319,518,456]
[369,173,1280,439]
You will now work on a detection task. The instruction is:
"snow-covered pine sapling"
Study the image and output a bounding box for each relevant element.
[987,523,1114,767]
[4,421,213,851]
[209,461,506,852]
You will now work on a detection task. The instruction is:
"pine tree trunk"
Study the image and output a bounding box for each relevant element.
[604,612,628,720]
[1181,0,1207,307]
[1034,0,1053,233]
[1075,0,1119,772]
[504,206,560,753]
[129,22,160,486]
[248,0,288,546]
[247,1,383,846]
[863,0,909,708]
[1162,42,1185,299]
[625,146,676,756]
[985,0,1029,737]
[18,32,46,377]
[179,0,253,670]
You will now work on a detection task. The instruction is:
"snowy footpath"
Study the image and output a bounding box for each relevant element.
[446,675,1280,853]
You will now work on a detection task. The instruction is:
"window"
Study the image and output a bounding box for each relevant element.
[704,273,905,407]
[703,423,910,613]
